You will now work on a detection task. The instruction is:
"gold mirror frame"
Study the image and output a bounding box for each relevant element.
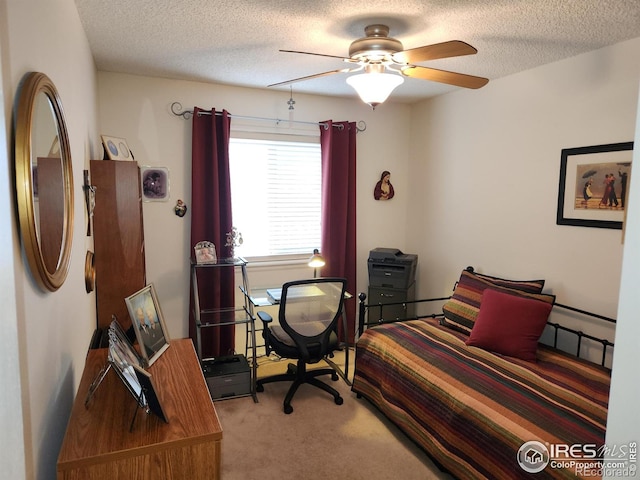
[15,72,74,291]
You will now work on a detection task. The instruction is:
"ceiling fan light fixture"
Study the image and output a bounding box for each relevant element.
[346,72,404,109]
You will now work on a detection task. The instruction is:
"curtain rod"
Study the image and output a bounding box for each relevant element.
[170,102,366,132]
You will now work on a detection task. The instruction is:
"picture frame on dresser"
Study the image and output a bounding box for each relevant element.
[131,363,168,424]
[85,319,168,426]
[108,324,168,425]
[556,141,633,229]
[125,284,171,367]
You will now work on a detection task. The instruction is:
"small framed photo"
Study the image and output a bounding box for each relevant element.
[125,284,170,367]
[194,241,217,264]
[109,317,143,367]
[556,142,633,229]
[132,363,168,423]
[101,135,133,160]
[105,320,168,424]
[107,328,145,401]
[141,166,170,202]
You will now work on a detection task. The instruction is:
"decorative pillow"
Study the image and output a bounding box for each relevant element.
[465,288,553,362]
[442,269,551,332]
[473,271,545,294]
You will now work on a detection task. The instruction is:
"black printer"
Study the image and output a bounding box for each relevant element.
[367,248,418,322]
[368,248,418,289]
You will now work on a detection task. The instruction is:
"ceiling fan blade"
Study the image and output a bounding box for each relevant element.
[268,68,354,88]
[402,66,488,89]
[279,49,352,62]
[393,40,477,64]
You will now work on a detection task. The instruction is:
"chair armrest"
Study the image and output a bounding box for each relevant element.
[257,311,273,327]
[257,311,274,356]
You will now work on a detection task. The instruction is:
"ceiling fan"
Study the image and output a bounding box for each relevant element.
[269,24,489,108]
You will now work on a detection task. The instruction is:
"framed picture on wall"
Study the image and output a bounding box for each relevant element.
[556,142,633,229]
[141,166,170,202]
[125,284,171,367]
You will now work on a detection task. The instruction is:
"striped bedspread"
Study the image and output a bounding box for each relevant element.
[352,318,610,480]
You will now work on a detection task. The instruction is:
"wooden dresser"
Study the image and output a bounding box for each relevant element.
[57,339,222,480]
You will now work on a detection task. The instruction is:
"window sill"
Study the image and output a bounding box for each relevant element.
[244,255,309,268]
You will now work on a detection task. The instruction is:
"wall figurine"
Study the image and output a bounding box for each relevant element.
[374,170,394,200]
[174,199,187,217]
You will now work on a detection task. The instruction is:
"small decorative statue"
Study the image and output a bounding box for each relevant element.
[225,227,243,259]
[174,199,187,217]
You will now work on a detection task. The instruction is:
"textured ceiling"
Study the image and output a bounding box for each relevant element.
[74,0,640,103]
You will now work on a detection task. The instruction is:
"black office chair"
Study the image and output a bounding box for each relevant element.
[256,277,348,414]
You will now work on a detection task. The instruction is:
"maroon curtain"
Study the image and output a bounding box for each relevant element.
[320,121,357,344]
[189,108,235,358]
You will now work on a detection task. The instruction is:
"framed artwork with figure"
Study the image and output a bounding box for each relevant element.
[556,142,633,229]
[125,284,170,366]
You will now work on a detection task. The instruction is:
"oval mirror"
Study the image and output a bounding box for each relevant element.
[15,72,74,291]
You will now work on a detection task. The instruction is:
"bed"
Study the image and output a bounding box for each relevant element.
[351,268,614,479]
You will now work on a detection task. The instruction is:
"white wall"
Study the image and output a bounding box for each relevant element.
[2,0,99,478]
[96,72,412,340]
[0,3,25,478]
[407,38,640,346]
[605,84,640,476]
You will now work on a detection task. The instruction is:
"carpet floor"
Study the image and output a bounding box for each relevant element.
[213,350,452,480]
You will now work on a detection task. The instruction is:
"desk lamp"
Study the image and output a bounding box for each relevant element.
[308,249,326,278]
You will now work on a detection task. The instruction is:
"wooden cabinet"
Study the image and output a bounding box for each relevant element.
[57,339,222,480]
[91,160,146,331]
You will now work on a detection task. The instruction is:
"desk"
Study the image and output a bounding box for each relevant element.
[57,339,222,480]
[247,287,352,307]
[244,286,352,385]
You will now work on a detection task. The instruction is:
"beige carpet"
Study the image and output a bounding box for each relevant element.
[213,350,452,480]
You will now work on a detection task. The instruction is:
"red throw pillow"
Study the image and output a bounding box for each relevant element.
[465,288,553,362]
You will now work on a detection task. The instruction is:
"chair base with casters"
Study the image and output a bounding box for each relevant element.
[256,358,343,414]
[255,277,348,415]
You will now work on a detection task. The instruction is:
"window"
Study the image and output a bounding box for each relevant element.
[229,137,322,258]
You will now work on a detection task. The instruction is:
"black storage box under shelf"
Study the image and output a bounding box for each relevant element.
[202,354,251,400]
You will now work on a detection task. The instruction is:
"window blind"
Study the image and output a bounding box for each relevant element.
[229,138,321,257]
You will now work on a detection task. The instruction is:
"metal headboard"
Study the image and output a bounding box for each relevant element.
[357,293,616,368]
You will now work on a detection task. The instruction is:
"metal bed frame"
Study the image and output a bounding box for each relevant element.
[357,292,616,368]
